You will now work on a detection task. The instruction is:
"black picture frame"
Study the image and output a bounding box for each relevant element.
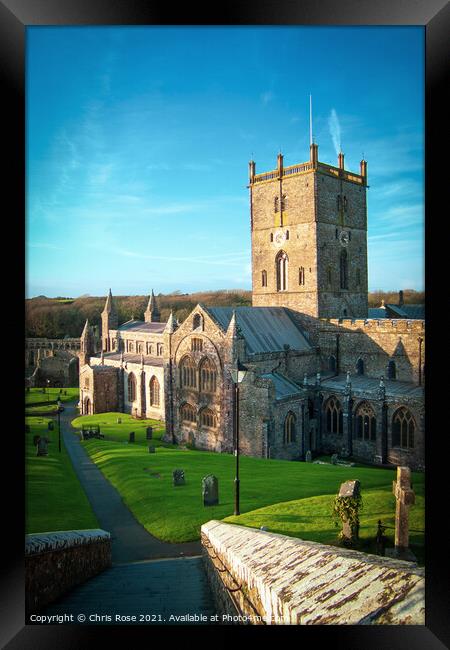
[4,1,448,647]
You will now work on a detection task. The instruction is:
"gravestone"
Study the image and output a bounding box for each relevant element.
[36,436,50,457]
[331,453,338,465]
[148,445,155,454]
[305,450,312,463]
[48,421,54,431]
[117,417,122,424]
[173,469,185,486]
[146,426,153,440]
[129,431,135,443]
[386,466,416,561]
[202,474,219,506]
[336,479,361,544]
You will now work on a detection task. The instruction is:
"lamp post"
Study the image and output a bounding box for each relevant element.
[47,379,50,404]
[230,359,248,516]
[57,399,62,453]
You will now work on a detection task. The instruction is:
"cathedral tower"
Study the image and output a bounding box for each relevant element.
[250,145,368,319]
[101,289,118,351]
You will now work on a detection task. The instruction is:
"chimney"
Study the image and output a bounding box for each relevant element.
[399,290,404,307]
[310,143,318,166]
[338,151,345,170]
[277,153,283,176]
[249,160,255,183]
[360,159,367,183]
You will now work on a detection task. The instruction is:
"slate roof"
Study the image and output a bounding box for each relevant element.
[303,372,423,400]
[205,306,312,355]
[386,304,425,320]
[92,353,164,367]
[261,372,303,399]
[367,308,387,319]
[116,320,166,334]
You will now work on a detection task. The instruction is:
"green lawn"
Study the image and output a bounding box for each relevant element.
[71,412,167,445]
[75,413,424,559]
[26,415,98,534]
[25,387,79,405]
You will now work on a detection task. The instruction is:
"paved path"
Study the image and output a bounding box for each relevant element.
[60,403,202,564]
[42,403,216,623]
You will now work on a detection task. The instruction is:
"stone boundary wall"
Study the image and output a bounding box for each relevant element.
[201,521,425,625]
[25,529,111,614]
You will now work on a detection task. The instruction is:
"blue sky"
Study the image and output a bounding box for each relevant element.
[26,26,424,297]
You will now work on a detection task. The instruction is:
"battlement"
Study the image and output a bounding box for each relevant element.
[320,318,425,333]
[250,158,365,187]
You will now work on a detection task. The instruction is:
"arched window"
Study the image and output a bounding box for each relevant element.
[392,407,415,449]
[299,266,305,285]
[149,376,160,406]
[328,355,336,372]
[340,249,348,289]
[285,229,289,240]
[387,360,396,380]
[261,270,267,287]
[274,196,279,213]
[281,194,287,211]
[127,373,136,402]
[200,408,217,429]
[276,250,288,292]
[283,412,296,444]
[180,403,196,424]
[200,358,217,393]
[180,356,197,389]
[128,341,134,353]
[146,342,153,355]
[157,343,163,356]
[193,313,203,331]
[137,342,143,354]
[325,396,343,435]
[355,402,376,442]
[356,358,364,375]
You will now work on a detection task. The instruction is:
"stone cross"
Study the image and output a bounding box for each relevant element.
[202,474,219,506]
[337,479,361,543]
[392,466,415,551]
[173,469,185,486]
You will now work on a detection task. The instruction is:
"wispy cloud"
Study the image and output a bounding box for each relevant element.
[328,109,341,156]
[260,91,273,105]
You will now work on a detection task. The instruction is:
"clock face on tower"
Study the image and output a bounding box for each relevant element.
[339,231,349,246]
[274,229,286,245]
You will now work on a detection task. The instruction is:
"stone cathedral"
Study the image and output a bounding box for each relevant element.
[79,144,425,471]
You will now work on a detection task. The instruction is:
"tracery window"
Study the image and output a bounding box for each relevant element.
[180,403,196,423]
[127,373,136,402]
[180,356,197,389]
[149,376,160,406]
[283,412,296,444]
[262,270,267,287]
[200,358,217,393]
[200,408,217,429]
[392,407,415,449]
[355,402,376,441]
[276,250,288,292]
[325,396,343,435]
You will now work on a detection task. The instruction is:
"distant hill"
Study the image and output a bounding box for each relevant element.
[25,289,424,339]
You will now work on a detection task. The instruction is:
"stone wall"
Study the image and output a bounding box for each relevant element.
[201,521,425,625]
[25,529,111,614]
[317,318,425,383]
